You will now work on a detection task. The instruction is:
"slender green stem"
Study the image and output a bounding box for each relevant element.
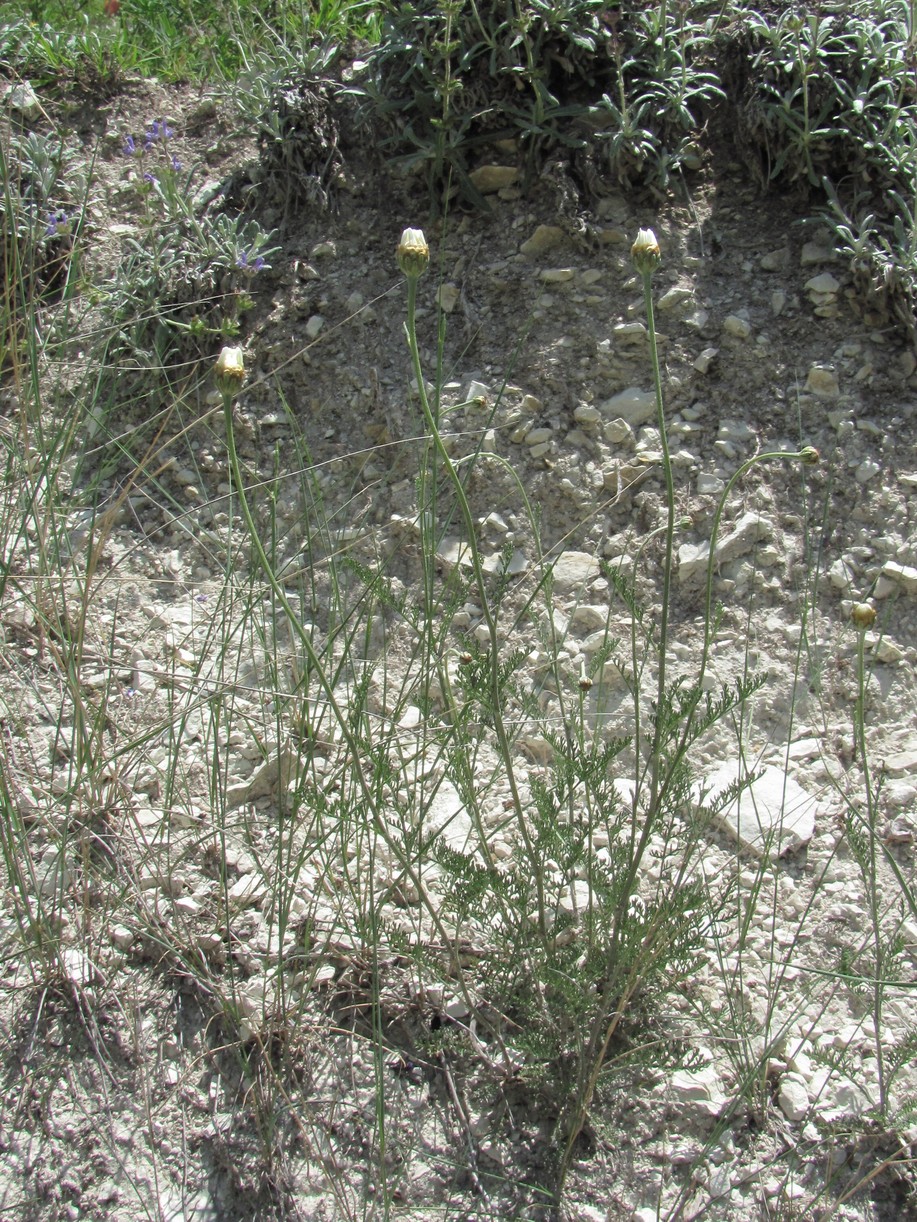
[403,274,547,936]
[855,621,886,1111]
[221,386,462,964]
[642,267,676,827]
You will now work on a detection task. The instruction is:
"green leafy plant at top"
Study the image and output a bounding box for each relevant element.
[85,118,278,472]
[355,0,726,207]
[583,1,724,190]
[740,1,917,340]
[355,0,612,206]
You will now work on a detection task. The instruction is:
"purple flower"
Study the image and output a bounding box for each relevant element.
[143,171,158,185]
[171,154,182,172]
[45,209,72,238]
[123,134,137,156]
[236,250,265,274]
[146,119,175,147]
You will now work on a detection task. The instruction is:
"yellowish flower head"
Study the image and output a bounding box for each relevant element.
[214,346,246,396]
[851,602,877,630]
[631,227,661,275]
[397,227,430,279]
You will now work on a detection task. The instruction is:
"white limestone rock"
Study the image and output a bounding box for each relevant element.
[697,764,818,856]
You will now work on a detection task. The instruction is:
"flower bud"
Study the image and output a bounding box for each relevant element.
[631,227,661,275]
[396,227,429,279]
[851,602,876,630]
[799,446,820,466]
[214,346,246,397]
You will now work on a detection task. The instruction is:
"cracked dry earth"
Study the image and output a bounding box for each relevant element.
[2,77,917,1220]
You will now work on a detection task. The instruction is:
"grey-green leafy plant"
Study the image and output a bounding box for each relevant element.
[740,0,917,342]
[1,128,83,369]
[85,121,278,473]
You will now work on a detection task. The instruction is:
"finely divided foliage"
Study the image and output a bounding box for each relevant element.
[1,1,917,1217]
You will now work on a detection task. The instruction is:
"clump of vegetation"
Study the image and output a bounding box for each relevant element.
[1,2,917,1216]
[734,0,917,340]
[354,0,724,204]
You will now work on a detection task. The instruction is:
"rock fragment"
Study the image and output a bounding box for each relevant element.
[520,225,564,256]
[469,164,519,193]
[698,764,818,855]
[602,387,656,427]
[804,364,839,397]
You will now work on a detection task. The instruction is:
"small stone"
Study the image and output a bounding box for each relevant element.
[723,314,752,339]
[228,874,265,907]
[574,403,602,426]
[883,747,917,777]
[569,604,607,631]
[804,364,840,398]
[6,82,41,118]
[588,227,623,249]
[801,241,836,266]
[62,947,99,989]
[305,314,324,340]
[678,540,710,583]
[855,458,881,484]
[436,283,460,313]
[697,473,724,495]
[604,418,634,444]
[469,164,519,193]
[520,224,564,255]
[698,764,818,855]
[551,551,600,591]
[670,1063,726,1117]
[881,561,917,592]
[524,426,553,446]
[715,511,772,562]
[779,1077,810,1121]
[658,285,693,311]
[760,248,789,271]
[828,557,855,590]
[602,387,656,427]
[311,240,336,258]
[38,848,71,897]
[613,321,647,345]
[805,272,841,295]
[771,289,787,315]
[693,347,718,374]
[111,925,134,951]
[539,267,575,283]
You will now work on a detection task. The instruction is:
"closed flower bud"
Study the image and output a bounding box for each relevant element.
[214,346,246,396]
[799,446,820,466]
[631,227,661,274]
[851,602,876,630]
[396,227,429,279]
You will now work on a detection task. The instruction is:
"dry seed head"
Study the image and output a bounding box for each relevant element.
[397,227,429,278]
[631,227,661,274]
[851,602,877,629]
